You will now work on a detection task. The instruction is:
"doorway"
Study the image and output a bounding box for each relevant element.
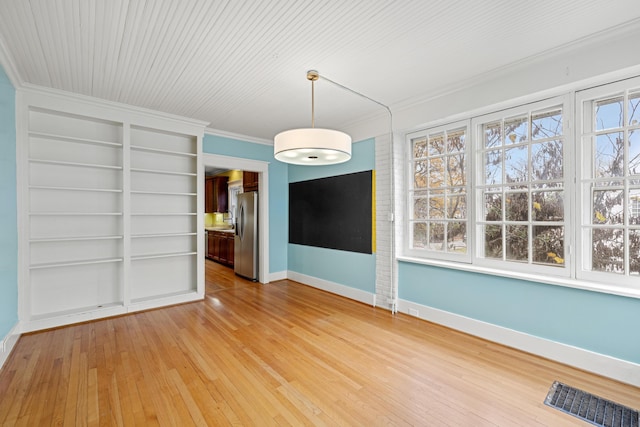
[202,153,270,284]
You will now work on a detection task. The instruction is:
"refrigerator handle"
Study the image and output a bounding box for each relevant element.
[237,205,244,238]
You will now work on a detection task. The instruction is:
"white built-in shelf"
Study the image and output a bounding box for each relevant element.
[130,190,196,196]
[131,232,197,239]
[130,144,196,158]
[30,235,123,243]
[30,302,125,322]
[29,131,123,148]
[130,167,196,177]
[30,257,124,270]
[29,212,123,216]
[29,185,123,193]
[132,251,197,261]
[130,290,197,305]
[29,158,123,170]
[24,101,201,331]
[130,212,196,216]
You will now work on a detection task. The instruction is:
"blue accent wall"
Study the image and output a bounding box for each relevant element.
[203,134,288,274]
[0,64,17,339]
[288,139,376,293]
[205,124,640,367]
[399,262,640,363]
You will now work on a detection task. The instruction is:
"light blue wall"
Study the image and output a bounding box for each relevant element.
[203,134,288,274]
[206,112,640,367]
[399,262,640,363]
[0,64,17,339]
[288,139,376,293]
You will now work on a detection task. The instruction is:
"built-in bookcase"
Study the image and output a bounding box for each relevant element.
[27,108,124,319]
[19,90,205,331]
[129,125,198,302]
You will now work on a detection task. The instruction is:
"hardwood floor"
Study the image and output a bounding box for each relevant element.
[1,260,638,426]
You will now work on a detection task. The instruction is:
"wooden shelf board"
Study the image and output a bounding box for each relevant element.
[29,131,123,148]
[130,167,196,177]
[29,158,123,170]
[30,235,123,243]
[130,144,196,158]
[131,232,197,239]
[29,302,125,322]
[30,257,124,269]
[130,212,196,216]
[131,252,197,261]
[131,190,197,196]
[29,185,122,193]
[130,290,198,306]
[30,212,123,216]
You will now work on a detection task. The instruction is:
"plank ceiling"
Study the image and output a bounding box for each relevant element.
[1,0,640,142]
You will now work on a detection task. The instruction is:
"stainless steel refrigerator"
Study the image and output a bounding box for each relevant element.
[234,191,258,280]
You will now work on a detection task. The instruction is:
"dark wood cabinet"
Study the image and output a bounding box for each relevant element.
[207,231,216,259]
[207,230,234,267]
[210,232,221,261]
[226,235,235,266]
[205,176,229,213]
[205,178,214,213]
[243,171,258,193]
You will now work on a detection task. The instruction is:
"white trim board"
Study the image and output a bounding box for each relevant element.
[397,298,640,388]
[287,271,376,307]
[19,292,203,333]
[269,270,288,282]
[0,323,21,372]
[205,128,272,146]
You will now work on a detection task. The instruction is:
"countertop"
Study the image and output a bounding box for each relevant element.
[205,227,235,233]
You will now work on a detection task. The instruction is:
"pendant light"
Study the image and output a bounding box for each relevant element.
[274,70,352,165]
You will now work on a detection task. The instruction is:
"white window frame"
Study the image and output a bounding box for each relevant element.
[576,77,640,290]
[471,95,573,278]
[400,75,640,298]
[405,119,472,263]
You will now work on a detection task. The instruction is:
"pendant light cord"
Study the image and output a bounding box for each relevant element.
[314,71,397,314]
[311,78,315,128]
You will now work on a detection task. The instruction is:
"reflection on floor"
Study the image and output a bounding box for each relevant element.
[205,258,257,294]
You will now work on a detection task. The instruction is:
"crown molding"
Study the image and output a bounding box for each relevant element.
[205,127,273,146]
[0,34,23,88]
[344,17,640,142]
[394,17,640,115]
[19,83,210,128]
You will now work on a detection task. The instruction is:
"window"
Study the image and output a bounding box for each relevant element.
[404,78,640,295]
[473,98,569,275]
[407,121,470,261]
[577,79,640,285]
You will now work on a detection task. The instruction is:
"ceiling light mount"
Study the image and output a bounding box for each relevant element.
[306,70,319,81]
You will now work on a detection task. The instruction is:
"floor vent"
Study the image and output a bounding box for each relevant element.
[545,381,638,427]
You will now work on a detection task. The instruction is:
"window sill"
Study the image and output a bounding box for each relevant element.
[396,255,640,300]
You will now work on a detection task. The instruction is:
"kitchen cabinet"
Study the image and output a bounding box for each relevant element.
[207,230,234,267]
[226,234,235,266]
[205,178,214,212]
[243,171,259,192]
[205,176,229,213]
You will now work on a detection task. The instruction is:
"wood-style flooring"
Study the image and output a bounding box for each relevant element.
[1,259,638,426]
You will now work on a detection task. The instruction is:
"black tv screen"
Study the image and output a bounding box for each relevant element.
[289,170,372,254]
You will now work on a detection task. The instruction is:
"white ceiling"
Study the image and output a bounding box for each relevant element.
[1,0,640,142]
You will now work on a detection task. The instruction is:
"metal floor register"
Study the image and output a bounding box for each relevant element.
[545,381,638,427]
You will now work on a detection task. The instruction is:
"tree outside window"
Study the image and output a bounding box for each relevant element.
[477,106,566,268]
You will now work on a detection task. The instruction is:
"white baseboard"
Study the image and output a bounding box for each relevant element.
[286,271,376,306]
[268,270,288,282]
[398,299,640,388]
[0,322,21,372]
[20,291,204,333]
